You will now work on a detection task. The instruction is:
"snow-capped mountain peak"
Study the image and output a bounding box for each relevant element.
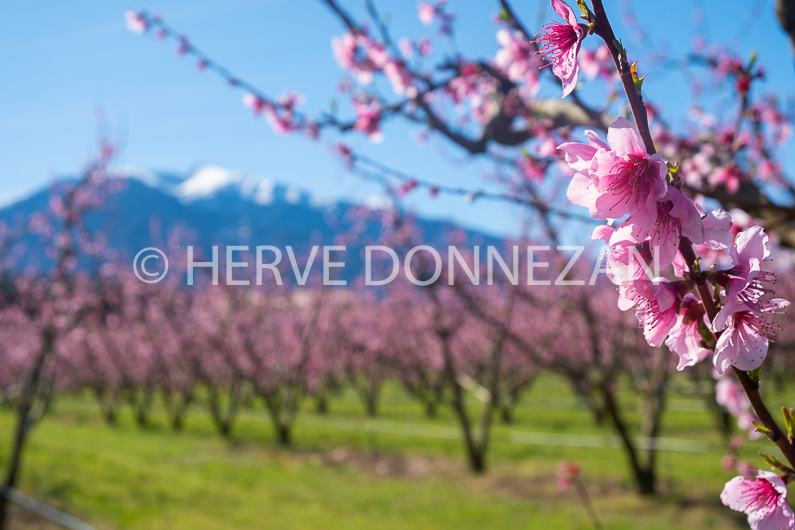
[176,165,243,201]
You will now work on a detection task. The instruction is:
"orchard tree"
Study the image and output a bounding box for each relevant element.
[124,0,795,524]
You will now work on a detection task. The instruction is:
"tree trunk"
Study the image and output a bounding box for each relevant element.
[0,330,54,530]
[135,408,147,428]
[276,424,292,447]
[599,383,657,496]
[499,404,513,424]
[636,468,656,496]
[467,447,486,474]
[104,406,117,426]
[365,396,378,418]
[315,394,329,415]
[94,388,117,426]
[219,420,232,438]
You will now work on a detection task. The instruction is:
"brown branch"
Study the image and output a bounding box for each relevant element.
[320,0,357,32]
[591,0,655,154]
[593,0,795,470]
[776,0,795,57]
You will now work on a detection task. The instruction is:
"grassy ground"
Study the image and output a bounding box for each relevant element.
[0,373,783,529]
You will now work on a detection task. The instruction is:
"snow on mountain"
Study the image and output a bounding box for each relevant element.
[0,165,503,279]
[120,164,315,208]
[176,165,243,201]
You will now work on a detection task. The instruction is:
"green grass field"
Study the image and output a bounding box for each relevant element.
[1,373,786,529]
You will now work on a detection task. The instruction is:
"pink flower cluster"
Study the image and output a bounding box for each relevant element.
[722,471,795,530]
[243,90,316,138]
[533,0,588,97]
[559,119,789,373]
[445,63,499,125]
[556,461,581,491]
[332,31,417,98]
[417,1,454,34]
[495,29,541,95]
[352,99,383,143]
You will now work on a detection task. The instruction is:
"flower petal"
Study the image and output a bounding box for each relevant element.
[607,117,646,158]
[550,0,579,27]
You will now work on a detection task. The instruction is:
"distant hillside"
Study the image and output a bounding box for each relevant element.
[0,165,504,280]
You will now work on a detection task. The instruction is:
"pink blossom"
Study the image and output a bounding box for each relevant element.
[651,123,678,158]
[716,226,777,319]
[383,59,416,97]
[579,45,613,80]
[331,32,387,85]
[721,470,795,530]
[418,2,436,25]
[535,0,589,97]
[417,37,433,57]
[446,64,501,123]
[702,209,734,250]
[278,91,304,111]
[332,32,359,70]
[625,186,703,268]
[731,226,770,274]
[590,118,667,220]
[619,278,684,347]
[558,129,609,217]
[758,160,781,182]
[709,165,745,194]
[711,230,787,375]
[722,454,738,473]
[398,38,414,59]
[125,11,148,34]
[715,377,749,420]
[335,143,354,168]
[712,299,789,375]
[242,93,270,117]
[577,118,668,225]
[592,224,652,286]
[352,100,383,142]
[495,29,540,85]
[666,295,711,370]
[176,36,190,56]
[261,91,304,134]
[447,64,481,102]
[680,145,715,187]
[556,461,581,491]
[399,179,419,196]
[518,156,545,181]
[535,135,558,158]
[303,120,320,141]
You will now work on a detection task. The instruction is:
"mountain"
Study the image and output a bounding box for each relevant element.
[0,165,504,281]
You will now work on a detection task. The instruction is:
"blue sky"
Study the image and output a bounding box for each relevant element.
[1,0,793,237]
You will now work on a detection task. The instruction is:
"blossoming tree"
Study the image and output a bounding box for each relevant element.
[122,0,795,526]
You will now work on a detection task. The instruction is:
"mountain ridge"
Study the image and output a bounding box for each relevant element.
[0,165,504,280]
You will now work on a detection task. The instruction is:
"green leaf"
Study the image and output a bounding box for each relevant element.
[760,451,784,469]
[630,62,645,95]
[748,50,758,70]
[783,407,795,440]
[753,421,774,439]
